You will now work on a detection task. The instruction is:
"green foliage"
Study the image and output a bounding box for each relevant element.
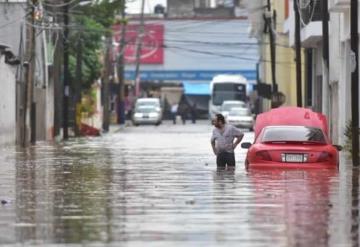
[68,0,125,89]
[68,18,103,90]
[344,120,360,158]
[80,89,97,117]
[82,0,125,30]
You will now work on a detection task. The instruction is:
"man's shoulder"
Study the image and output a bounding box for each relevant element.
[212,127,221,135]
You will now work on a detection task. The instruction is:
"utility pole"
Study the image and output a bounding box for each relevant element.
[103,36,111,131]
[63,0,69,139]
[23,0,36,146]
[53,18,63,139]
[116,0,127,125]
[133,0,145,97]
[351,0,359,167]
[74,34,82,136]
[321,0,329,117]
[266,0,277,94]
[294,0,302,107]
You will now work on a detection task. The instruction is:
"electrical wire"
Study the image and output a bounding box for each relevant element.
[0,11,31,31]
[42,0,79,8]
[296,0,317,27]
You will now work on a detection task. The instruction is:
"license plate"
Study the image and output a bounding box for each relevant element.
[283,154,304,163]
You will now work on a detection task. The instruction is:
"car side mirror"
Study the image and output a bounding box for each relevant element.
[241,142,252,149]
[333,145,343,151]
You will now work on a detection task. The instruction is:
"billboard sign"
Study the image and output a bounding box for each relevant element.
[113,24,164,64]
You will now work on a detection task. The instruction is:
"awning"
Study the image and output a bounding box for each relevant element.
[182,81,210,95]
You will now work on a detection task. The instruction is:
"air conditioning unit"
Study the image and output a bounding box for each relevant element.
[329,0,350,12]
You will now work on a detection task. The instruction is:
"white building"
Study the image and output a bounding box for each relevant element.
[0,0,55,144]
[0,47,17,145]
[285,0,355,146]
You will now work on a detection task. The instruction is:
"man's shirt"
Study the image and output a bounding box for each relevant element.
[211,124,243,153]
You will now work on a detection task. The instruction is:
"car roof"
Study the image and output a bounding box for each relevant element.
[229,107,249,113]
[254,107,328,139]
[136,98,159,102]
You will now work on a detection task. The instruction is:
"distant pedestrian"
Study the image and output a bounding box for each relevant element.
[190,103,197,124]
[171,103,178,124]
[211,113,244,167]
[178,102,188,125]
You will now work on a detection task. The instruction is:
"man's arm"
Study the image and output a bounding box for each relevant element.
[211,139,217,155]
[232,127,244,149]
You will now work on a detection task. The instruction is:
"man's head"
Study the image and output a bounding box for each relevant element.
[213,113,226,128]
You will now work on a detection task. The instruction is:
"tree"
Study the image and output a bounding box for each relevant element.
[68,0,126,90]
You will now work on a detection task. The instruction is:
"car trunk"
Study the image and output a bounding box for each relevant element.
[256,143,332,163]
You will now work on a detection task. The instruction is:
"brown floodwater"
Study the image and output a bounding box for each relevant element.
[0,121,357,246]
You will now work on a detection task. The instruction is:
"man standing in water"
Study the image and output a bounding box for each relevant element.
[211,113,244,167]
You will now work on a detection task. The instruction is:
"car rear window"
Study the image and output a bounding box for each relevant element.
[261,126,326,143]
[229,108,249,116]
[137,107,156,113]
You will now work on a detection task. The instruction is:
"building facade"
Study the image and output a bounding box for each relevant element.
[247,0,354,146]
[247,0,301,112]
[285,0,354,146]
[0,50,17,145]
[0,0,55,144]
[116,1,258,116]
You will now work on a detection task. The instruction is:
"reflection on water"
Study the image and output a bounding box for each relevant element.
[0,124,358,246]
[247,169,338,247]
[351,168,359,247]
[13,143,115,244]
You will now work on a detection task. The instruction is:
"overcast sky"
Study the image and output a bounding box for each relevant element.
[126,0,167,14]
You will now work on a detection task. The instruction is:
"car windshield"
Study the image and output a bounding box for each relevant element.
[136,101,159,107]
[261,126,326,143]
[137,107,156,113]
[222,102,245,111]
[229,108,249,116]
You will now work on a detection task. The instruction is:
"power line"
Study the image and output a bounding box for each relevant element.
[42,0,79,8]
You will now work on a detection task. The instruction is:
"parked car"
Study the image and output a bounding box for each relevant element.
[135,98,161,112]
[132,105,162,126]
[226,107,254,131]
[220,100,246,118]
[241,107,342,170]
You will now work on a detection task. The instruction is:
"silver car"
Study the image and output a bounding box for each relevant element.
[220,100,246,118]
[132,106,162,126]
[226,107,254,131]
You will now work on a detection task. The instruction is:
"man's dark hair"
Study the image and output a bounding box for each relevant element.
[216,113,226,124]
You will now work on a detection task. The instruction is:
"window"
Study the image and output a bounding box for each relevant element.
[261,126,326,143]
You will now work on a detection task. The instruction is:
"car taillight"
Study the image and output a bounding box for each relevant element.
[255,151,272,161]
[317,152,333,162]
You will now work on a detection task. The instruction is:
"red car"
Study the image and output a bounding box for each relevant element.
[241,107,342,169]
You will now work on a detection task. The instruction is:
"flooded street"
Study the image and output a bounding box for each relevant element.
[0,121,358,246]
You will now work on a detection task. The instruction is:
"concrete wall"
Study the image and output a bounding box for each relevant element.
[0,1,54,142]
[331,10,354,146]
[0,1,26,57]
[0,55,16,145]
[167,0,195,17]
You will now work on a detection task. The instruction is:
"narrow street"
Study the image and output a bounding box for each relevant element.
[0,121,357,246]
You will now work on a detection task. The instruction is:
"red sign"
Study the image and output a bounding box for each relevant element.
[113,24,164,64]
